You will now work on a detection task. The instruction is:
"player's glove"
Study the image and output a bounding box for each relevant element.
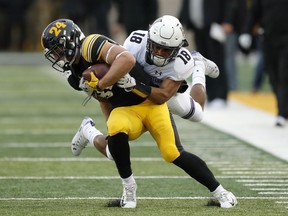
[94,86,113,98]
[117,73,136,91]
[79,77,113,99]
[85,72,99,89]
[79,77,94,96]
[117,73,151,98]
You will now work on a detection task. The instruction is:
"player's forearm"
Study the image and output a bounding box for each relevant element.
[99,51,136,90]
[148,87,173,104]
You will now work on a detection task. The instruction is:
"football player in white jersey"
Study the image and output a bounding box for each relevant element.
[118,15,219,122]
[41,17,237,209]
[78,15,219,157]
[69,15,236,209]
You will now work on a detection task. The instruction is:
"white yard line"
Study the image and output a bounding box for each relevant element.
[0,157,163,162]
[0,175,286,180]
[0,196,287,201]
[237,179,288,182]
[251,188,288,191]
[245,184,288,187]
[0,142,156,148]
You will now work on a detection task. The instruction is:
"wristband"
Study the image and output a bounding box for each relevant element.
[131,81,152,98]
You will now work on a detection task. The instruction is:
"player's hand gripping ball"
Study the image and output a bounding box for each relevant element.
[82,63,110,89]
[81,63,113,99]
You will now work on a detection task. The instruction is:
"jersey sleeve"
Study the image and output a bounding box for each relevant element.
[123,32,134,51]
[123,30,148,57]
[81,34,109,63]
[170,48,195,80]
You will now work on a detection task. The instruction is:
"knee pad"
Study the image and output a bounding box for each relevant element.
[107,116,129,136]
[160,147,181,163]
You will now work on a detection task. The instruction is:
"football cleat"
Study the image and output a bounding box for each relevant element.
[192,51,219,78]
[213,191,237,208]
[71,116,95,156]
[120,182,137,208]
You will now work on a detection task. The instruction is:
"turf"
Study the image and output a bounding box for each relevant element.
[0,63,287,216]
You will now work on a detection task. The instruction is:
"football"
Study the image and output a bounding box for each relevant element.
[82,63,110,81]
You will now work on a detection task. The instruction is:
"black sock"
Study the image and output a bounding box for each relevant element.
[108,133,132,178]
[173,151,220,192]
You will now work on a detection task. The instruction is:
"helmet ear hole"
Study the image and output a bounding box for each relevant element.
[67,49,74,56]
[59,37,66,45]
[68,42,75,49]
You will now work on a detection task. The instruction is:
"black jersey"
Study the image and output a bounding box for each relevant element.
[67,34,152,108]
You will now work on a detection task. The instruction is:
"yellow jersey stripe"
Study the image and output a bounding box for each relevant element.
[132,88,148,98]
[81,34,109,63]
[82,34,99,62]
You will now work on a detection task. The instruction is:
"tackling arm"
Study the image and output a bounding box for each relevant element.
[148,79,182,104]
[117,75,183,104]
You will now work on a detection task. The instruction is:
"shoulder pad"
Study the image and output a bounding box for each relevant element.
[81,34,107,62]
[173,48,195,80]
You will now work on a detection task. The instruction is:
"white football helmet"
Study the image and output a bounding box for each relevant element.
[147,15,188,66]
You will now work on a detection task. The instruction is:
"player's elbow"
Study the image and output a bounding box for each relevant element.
[128,55,136,67]
[122,52,136,68]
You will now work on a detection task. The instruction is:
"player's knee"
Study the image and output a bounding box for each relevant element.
[107,119,128,136]
[108,124,126,136]
[168,93,204,122]
[161,148,180,163]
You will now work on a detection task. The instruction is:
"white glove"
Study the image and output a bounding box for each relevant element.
[117,73,136,91]
[79,77,113,98]
[94,86,113,98]
[238,34,252,49]
[79,77,94,96]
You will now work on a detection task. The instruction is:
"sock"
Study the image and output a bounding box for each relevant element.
[106,144,114,160]
[82,123,103,146]
[192,61,206,88]
[173,151,220,192]
[108,133,132,178]
[212,184,226,196]
[122,174,136,185]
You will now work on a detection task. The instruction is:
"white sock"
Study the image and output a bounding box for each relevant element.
[82,124,103,146]
[192,61,206,88]
[212,184,226,196]
[106,145,114,160]
[122,174,136,185]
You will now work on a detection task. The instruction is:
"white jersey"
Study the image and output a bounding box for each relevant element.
[123,30,195,86]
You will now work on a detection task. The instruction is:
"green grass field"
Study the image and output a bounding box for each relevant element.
[0,60,287,215]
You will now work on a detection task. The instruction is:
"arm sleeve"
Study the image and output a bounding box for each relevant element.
[67,75,82,91]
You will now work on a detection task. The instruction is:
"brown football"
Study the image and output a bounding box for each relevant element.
[82,63,110,81]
